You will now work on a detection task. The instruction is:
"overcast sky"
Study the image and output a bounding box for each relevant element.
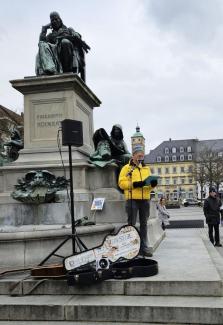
[0,0,223,152]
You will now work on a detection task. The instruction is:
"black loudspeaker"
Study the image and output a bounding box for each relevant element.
[61,119,83,147]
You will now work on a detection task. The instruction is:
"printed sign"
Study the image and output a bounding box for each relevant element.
[91,198,105,210]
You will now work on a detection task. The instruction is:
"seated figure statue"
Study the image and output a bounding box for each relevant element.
[90,124,131,167]
[2,128,23,163]
[35,12,90,82]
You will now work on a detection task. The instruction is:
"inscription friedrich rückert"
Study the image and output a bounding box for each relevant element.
[36,113,63,128]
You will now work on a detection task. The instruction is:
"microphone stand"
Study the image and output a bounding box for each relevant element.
[127,165,136,227]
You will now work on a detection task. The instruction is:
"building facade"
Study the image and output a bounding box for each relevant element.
[0,105,23,142]
[145,138,223,200]
[144,139,198,200]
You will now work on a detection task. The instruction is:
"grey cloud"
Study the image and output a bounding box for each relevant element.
[146,0,223,44]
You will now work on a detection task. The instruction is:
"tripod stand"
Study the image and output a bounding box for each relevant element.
[38,144,87,266]
[39,119,87,266]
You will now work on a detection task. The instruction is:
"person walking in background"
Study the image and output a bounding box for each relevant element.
[203,187,222,247]
[118,145,157,257]
[157,197,170,230]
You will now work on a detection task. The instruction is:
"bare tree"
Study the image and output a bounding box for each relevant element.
[192,162,206,202]
[194,145,223,198]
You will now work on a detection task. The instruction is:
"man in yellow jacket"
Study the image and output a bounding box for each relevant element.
[118,145,157,257]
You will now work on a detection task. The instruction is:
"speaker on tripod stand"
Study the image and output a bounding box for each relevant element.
[61,119,84,254]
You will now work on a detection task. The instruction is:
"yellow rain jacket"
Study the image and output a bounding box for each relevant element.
[118,162,153,200]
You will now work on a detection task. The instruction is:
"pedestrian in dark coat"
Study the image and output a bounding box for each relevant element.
[203,187,222,247]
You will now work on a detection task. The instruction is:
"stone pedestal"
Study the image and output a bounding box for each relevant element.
[10,73,101,164]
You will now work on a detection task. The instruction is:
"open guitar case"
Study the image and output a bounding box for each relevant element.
[67,257,158,286]
[65,225,158,286]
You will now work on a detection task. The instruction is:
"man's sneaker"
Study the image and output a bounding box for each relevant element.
[214,243,222,247]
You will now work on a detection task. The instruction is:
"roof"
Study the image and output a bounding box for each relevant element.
[198,139,223,153]
[145,138,198,164]
[131,126,145,138]
[0,105,23,126]
[145,138,223,164]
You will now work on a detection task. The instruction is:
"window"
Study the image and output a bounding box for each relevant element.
[187,146,192,153]
[189,178,193,184]
[188,165,193,173]
[165,155,169,162]
[181,166,185,173]
[181,178,185,184]
[165,167,169,174]
[173,178,177,185]
[180,188,186,199]
[172,147,176,153]
[172,155,176,161]
[180,146,184,153]
[180,155,184,161]
[165,178,170,185]
[150,168,154,174]
[157,156,161,162]
[158,192,164,199]
[158,178,162,185]
[188,154,192,160]
[166,190,170,200]
[173,190,178,200]
[158,168,162,175]
[172,167,177,173]
[165,147,169,154]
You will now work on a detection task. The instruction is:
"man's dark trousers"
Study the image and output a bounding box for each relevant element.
[126,199,150,252]
[208,224,220,244]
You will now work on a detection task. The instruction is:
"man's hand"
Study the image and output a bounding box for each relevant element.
[133,181,146,188]
[150,179,158,188]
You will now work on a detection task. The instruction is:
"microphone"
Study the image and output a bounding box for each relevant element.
[126,165,135,177]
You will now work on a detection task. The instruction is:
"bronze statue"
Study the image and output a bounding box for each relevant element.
[11,170,68,204]
[35,12,90,82]
[90,124,131,167]
[0,127,23,165]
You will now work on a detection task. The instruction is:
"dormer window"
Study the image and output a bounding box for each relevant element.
[187,146,192,153]
[188,154,192,160]
[172,147,176,153]
[165,156,169,162]
[180,146,184,153]
[172,155,176,161]
[180,155,184,161]
[165,147,169,154]
[157,156,161,162]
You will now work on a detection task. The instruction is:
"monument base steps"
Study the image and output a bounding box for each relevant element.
[0,229,223,324]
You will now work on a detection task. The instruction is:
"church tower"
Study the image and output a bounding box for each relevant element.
[131,125,145,154]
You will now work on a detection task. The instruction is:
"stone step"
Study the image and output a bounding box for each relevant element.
[167,219,204,228]
[1,277,222,297]
[0,321,192,325]
[0,320,193,325]
[0,294,223,324]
